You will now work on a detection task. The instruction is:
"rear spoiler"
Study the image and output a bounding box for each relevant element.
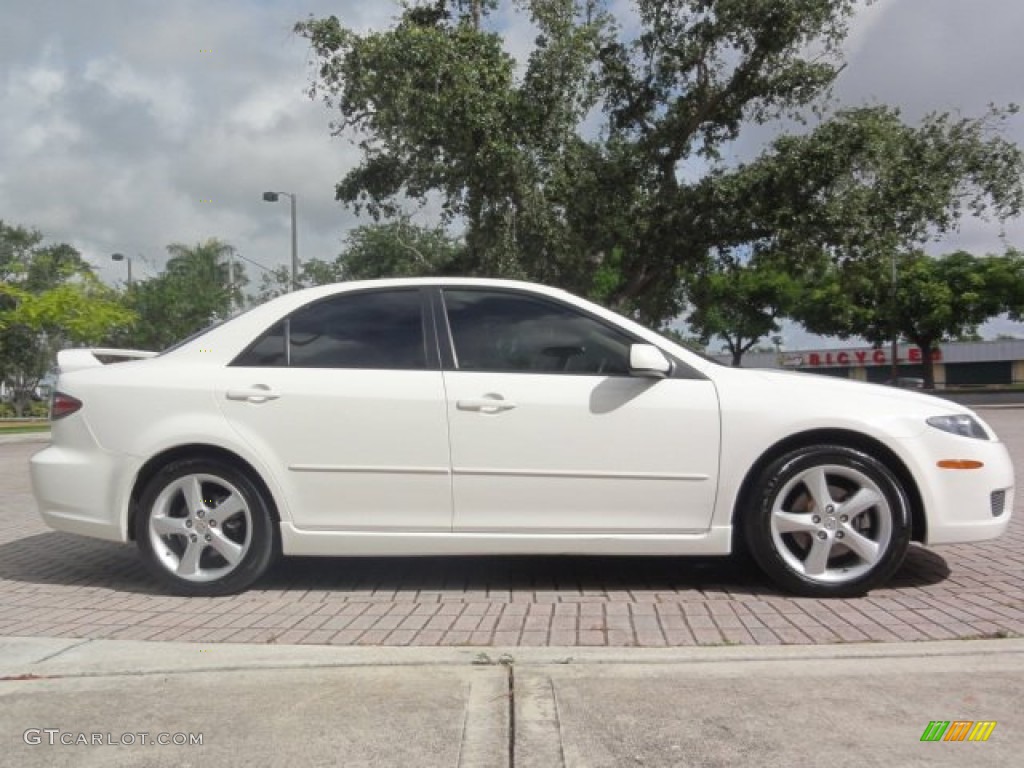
[57,348,158,373]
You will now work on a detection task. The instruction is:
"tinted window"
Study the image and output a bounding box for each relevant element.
[235,321,286,367]
[234,290,427,369]
[443,290,632,375]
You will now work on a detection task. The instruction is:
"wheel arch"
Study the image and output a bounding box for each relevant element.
[731,429,926,548]
[128,443,280,541]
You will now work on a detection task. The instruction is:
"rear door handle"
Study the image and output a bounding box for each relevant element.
[226,385,280,403]
[456,396,517,413]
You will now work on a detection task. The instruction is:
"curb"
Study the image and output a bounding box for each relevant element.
[2,635,1022,679]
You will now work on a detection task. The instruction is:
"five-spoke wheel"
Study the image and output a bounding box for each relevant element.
[744,445,911,597]
[137,458,276,596]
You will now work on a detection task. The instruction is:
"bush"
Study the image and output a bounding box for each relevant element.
[0,400,49,419]
[28,401,49,418]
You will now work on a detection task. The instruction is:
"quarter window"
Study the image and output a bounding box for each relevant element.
[442,289,632,375]
[233,290,427,369]
[236,321,286,367]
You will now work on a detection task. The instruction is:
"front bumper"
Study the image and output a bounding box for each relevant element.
[901,428,1015,546]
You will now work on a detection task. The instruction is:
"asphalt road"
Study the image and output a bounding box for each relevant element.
[935,391,1024,407]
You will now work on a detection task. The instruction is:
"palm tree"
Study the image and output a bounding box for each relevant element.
[165,238,247,318]
[110,239,248,350]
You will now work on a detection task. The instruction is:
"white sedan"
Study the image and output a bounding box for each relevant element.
[30,278,1014,597]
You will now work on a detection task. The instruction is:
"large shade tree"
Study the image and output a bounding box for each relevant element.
[298,0,1024,355]
[685,105,1024,361]
[296,0,861,323]
[723,105,1024,267]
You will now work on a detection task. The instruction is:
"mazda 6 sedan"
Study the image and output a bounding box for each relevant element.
[30,278,1014,597]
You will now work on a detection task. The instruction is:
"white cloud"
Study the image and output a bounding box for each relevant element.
[0,50,80,158]
[82,56,194,140]
[840,0,892,62]
[228,83,297,133]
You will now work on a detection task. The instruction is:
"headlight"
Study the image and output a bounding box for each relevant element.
[926,414,989,440]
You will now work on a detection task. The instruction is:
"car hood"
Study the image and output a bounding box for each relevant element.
[703,365,991,440]
[737,367,967,412]
[729,366,958,409]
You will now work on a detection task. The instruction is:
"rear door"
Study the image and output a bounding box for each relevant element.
[217,288,452,531]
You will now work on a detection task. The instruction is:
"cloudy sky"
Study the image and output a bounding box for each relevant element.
[2,0,1023,345]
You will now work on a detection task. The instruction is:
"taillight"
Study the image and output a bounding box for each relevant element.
[50,392,82,420]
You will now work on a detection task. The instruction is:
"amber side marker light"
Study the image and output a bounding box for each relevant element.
[937,460,984,470]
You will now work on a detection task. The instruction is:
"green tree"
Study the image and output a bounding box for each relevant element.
[685,253,802,366]
[588,0,858,319]
[725,105,1024,268]
[297,0,608,285]
[255,260,338,303]
[798,251,1024,388]
[337,218,464,280]
[298,0,862,323]
[0,221,134,416]
[256,219,464,301]
[731,105,1024,387]
[110,239,246,350]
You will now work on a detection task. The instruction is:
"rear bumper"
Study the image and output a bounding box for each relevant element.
[29,444,137,543]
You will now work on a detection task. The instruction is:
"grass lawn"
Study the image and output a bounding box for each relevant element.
[0,421,50,434]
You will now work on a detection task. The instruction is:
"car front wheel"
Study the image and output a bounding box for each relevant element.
[744,445,912,598]
[136,458,276,596]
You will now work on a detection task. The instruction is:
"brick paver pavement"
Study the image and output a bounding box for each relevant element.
[2,410,1022,647]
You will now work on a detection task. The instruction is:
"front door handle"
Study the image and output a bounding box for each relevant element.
[226,385,280,403]
[456,395,517,414]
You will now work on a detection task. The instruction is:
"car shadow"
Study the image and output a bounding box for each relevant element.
[0,533,950,597]
[257,544,950,596]
[256,553,771,595]
[0,532,165,595]
[886,544,952,588]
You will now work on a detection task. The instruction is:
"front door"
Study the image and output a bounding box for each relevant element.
[438,288,720,533]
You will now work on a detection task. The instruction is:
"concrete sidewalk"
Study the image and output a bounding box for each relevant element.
[1,637,1022,767]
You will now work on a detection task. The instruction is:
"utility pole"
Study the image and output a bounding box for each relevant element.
[227,248,235,313]
[890,252,899,384]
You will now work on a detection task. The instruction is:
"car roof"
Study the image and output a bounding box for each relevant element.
[292,276,571,294]
[254,277,580,314]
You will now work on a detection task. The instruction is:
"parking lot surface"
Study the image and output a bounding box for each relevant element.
[1,410,1022,647]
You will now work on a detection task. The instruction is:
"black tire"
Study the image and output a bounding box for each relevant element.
[743,445,911,598]
[136,457,277,596]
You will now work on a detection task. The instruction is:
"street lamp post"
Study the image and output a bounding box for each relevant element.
[262,191,299,291]
[111,253,132,287]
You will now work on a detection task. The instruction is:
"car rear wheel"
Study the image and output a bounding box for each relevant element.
[137,458,276,596]
[744,445,911,597]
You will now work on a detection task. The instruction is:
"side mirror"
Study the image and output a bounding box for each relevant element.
[629,344,672,378]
